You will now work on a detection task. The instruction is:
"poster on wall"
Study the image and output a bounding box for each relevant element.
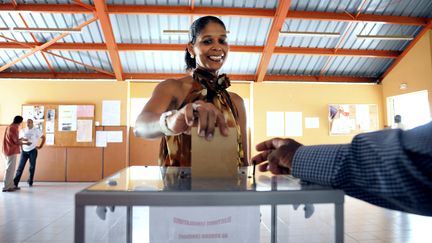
[96,131,107,147]
[329,104,378,135]
[77,105,94,118]
[329,105,352,135]
[45,133,55,145]
[285,112,303,137]
[58,105,77,131]
[266,112,284,136]
[46,109,55,133]
[305,117,320,129]
[76,120,93,142]
[22,105,44,132]
[102,100,121,126]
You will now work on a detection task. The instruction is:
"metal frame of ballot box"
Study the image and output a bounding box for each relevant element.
[75,166,345,243]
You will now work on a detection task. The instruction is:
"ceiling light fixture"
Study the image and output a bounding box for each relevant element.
[0,27,82,34]
[162,30,230,35]
[279,31,341,38]
[356,34,414,41]
[162,30,189,35]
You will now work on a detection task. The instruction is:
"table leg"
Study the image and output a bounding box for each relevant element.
[75,205,85,243]
[127,206,133,243]
[271,204,277,243]
[335,203,344,243]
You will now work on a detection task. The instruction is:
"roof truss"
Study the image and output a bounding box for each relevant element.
[0,4,429,26]
[0,2,431,82]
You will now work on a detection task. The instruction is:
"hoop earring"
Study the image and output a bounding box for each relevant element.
[190,54,195,59]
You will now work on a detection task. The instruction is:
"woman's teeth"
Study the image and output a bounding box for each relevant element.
[208,55,223,62]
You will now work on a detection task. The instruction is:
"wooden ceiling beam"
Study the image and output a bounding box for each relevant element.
[94,0,123,81]
[255,0,291,82]
[0,4,430,26]
[0,42,401,58]
[0,72,376,83]
[17,12,56,74]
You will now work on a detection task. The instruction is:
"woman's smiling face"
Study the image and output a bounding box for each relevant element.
[189,21,229,74]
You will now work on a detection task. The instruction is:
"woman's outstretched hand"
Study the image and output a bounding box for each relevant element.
[166,100,229,140]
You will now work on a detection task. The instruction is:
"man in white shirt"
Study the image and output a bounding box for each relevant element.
[13,119,46,187]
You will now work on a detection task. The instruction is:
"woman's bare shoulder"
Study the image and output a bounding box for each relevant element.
[228,91,243,102]
[156,76,193,91]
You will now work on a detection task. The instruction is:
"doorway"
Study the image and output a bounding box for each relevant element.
[387,90,431,129]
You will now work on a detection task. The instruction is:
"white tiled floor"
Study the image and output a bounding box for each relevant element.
[1,182,431,243]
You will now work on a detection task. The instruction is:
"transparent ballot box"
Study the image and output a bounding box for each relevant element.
[75,166,344,243]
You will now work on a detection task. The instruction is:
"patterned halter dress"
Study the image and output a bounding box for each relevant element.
[159,68,244,167]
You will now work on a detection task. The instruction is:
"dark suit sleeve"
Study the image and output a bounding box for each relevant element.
[292,121,432,216]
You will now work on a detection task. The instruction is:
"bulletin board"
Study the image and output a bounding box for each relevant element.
[22,104,95,147]
[328,104,379,136]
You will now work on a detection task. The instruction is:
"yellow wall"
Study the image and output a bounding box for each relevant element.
[381,30,432,125]
[130,82,159,98]
[0,80,128,125]
[252,82,384,155]
[228,83,251,99]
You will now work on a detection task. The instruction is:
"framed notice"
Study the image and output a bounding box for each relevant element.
[329,104,379,135]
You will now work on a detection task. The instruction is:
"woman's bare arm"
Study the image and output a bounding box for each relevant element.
[229,92,249,166]
[134,79,180,138]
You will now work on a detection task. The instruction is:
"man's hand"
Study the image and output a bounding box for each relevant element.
[251,138,303,175]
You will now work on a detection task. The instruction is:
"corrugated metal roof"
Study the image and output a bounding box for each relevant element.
[323,56,394,77]
[102,0,190,5]
[363,0,432,18]
[290,0,432,18]
[97,0,278,8]
[340,22,422,51]
[290,0,362,13]
[220,52,261,74]
[0,12,101,43]
[268,54,394,78]
[0,0,431,82]
[120,51,185,73]
[278,19,421,51]
[47,50,113,73]
[0,50,49,72]
[196,0,277,8]
[278,20,347,48]
[268,54,329,76]
[111,15,271,46]
[120,51,259,74]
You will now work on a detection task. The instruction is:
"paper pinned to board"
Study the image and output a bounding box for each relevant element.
[191,127,238,178]
[102,100,121,126]
[106,131,123,143]
[76,120,93,142]
[45,133,54,145]
[96,131,107,147]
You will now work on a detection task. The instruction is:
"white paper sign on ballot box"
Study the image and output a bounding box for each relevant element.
[149,206,260,243]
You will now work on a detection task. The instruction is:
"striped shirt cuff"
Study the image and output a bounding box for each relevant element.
[292,144,347,186]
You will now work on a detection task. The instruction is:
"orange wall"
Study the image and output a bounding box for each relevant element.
[252,82,384,155]
[381,30,432,125]
[0,80,128,125]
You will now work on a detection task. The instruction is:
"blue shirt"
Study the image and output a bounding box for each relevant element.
[292,121,432,216]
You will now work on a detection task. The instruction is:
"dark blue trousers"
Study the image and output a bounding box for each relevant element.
[13,149,38,186]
